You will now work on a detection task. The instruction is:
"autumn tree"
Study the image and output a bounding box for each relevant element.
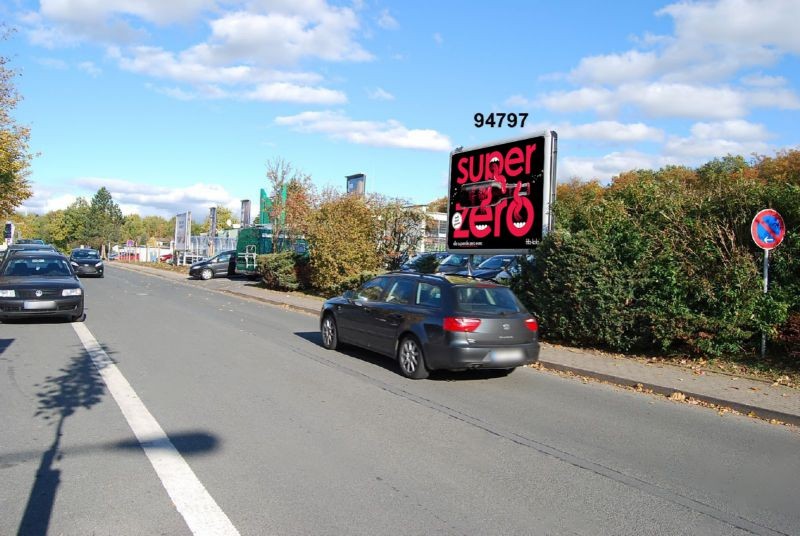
[0,27,33,217]
[264,157,314,249]
[369,195,426,269]
[427,195,448,213]
[305,193,382,292]
[202,205,238,234]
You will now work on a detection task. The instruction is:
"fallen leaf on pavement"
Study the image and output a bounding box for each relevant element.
[669,392,686,402]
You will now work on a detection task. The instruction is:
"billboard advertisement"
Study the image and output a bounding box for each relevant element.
[174,212,191,251]
[346,173,366,197]
[446,131,557,254]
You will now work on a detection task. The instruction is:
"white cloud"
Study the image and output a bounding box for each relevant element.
[560,152,672,183]
[540,87,617,115]
[37,57,69,69]
[664,119,772,158]
[741,73,787,87]
[659,0,800,54]
[367,87,395,101]
[557,121,665,143]
[504,95,533,107]
[274,110,452,151]
[244,82,346,104]
[19,191,78,214]
[570,50,659,85]
[78,61,102,76]
[377,9,398,30]
[70,177,240,218]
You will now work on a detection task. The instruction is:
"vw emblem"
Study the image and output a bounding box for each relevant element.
[502,323,510,330]
[35,290,43,297]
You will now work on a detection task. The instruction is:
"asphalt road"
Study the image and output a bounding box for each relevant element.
[1,265,799,536]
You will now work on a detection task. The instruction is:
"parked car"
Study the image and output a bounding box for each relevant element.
[0,243,57,262]
[158,253,173,263]
[189,250,237,280]
[69,248,104,278]
[400,252,449,272]
[0,251,85,322]
[319,272,540,379]
[435,254,490,274]
[108,252,119,261]
[455,254,534,283]
[15,239,45,245]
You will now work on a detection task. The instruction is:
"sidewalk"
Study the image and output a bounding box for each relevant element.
[109,262,800,427]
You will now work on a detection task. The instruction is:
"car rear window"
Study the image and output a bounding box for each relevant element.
[454,285,524,314]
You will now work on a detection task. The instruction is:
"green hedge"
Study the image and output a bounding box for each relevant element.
[257,252,308,291]
[512,154,799,359]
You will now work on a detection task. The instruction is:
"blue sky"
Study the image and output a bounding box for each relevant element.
[5,0,800,220]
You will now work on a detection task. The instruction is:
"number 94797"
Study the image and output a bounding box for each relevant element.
[474,112,528,128]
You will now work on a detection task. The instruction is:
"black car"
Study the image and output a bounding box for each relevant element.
[0,252,85,322]
[69,248,104,277]
[319,272,539,379]
[435,254,490,274]
[399,252,449,272]
[455,254,534,283]
[0,243,57,262]
[189,250,237,280]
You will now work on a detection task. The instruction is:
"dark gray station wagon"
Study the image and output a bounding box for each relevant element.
[320,272,539,379]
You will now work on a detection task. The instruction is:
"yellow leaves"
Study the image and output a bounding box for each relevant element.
[669,391,686,402]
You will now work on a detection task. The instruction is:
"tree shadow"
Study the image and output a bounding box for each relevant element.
[18,347,108,536]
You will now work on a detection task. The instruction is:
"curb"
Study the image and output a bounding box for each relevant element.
[538,361,800,427]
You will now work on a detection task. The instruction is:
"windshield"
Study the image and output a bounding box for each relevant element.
[72,249,100,259]
[454,285,524,314]
[4,257,73,277]
[478,256,514,270]
[441,255,465,266]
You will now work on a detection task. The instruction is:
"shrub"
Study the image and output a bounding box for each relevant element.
[257,251,303,291]
[328,270,386,297]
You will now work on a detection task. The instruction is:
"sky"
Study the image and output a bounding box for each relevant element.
[4,0,800,221]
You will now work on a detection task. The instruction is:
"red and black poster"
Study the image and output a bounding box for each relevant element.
[446,132,557,253]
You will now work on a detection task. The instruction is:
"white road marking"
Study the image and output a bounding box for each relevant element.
[72,322,241,536]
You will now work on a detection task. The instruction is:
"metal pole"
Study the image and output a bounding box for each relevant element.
[761,249,769,359]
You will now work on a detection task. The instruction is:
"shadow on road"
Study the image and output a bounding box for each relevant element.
[16,342,220,536]
[293,331,515,382]
[0,338,12,355]
[18,347,107,536]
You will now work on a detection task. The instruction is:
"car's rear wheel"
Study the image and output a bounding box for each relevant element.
[200,267,213,280]
[321,314,339,350]
[398,336,429,379]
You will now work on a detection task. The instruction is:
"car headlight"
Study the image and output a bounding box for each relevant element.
[95,261,103,267]
[0,289,15,298]
[62,288,83,296]
[71,261,79,267]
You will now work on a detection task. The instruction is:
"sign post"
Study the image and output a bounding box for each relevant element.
[750,208,786,358]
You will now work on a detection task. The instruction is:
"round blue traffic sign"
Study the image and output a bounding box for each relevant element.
[751,209,785,250]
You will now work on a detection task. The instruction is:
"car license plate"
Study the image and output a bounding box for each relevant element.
[23,300,57,310]
[489,348,523,363]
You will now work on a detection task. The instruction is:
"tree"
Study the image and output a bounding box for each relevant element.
[305,194,382,292]
[85,187,123,249]
[427,195,448,213]
[369,195,427,269]
[0,27,33,217]
[264,157,314,249]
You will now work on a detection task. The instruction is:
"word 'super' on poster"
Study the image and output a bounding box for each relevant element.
[446,131,557,254]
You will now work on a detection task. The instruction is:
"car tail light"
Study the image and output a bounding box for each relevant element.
[443,317,481,332]
[525,318,539,332]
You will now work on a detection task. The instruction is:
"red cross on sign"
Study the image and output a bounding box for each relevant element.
[751,209,785,250]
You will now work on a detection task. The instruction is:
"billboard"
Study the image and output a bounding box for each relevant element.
[241,199,251,226]
[346,173,366,196]
[446,131,557,254]
[209,207,218,238]
[174,212,191,250]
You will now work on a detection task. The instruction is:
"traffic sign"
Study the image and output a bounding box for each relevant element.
[126,239,135,247]
[751,209,785,250]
